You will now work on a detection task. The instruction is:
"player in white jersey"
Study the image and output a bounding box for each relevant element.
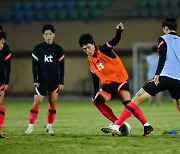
[133,17,180,111]
[108,17,180,136]
[146,46,162,106]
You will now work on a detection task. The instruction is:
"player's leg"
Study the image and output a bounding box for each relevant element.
[93,87,118,123]
[0,86,6,138]
[25,85,46,134]
[46,83,59,134]
[46,91,58,134]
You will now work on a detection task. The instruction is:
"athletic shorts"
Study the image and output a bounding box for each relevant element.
[143,76,180,100]
[96,81,130,100]
[34,81,59,96]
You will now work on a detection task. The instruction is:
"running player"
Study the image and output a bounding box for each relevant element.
[79,22,152,136]
[110,17,180,136]
[25,24,65,134]
[0,26,11,138]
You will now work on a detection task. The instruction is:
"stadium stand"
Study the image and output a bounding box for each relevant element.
[0,0,180,23]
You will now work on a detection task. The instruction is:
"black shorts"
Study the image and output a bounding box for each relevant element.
[97,81,130,100]
[143,76,180,100]
[34,81,59,96]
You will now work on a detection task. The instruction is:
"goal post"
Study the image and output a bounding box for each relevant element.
[132,42,157,96]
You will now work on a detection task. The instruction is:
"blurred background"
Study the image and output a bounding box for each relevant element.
[0,0,180,99]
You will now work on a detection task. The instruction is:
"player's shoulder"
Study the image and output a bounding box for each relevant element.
[53,43,63,50]
[34,42,45,48]
[4,43,10,49]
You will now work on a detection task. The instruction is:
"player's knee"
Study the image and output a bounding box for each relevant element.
[93,100,105,106]
[0,101,5,107]
[122,100,131,106]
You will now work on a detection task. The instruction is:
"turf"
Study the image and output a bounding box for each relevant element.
[0,98,180,154]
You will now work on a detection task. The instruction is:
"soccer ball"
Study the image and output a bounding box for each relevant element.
[120,122,131,136]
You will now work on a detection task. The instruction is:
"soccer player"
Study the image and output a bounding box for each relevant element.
[79,22,152,136]
[110,17,180,136]
[25,24,65,134]
[146,46,162,106]
[0,27,11,138]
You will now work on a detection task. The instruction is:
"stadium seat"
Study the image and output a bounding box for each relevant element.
[33,2,43,11]
[57,12,68,21]
[148,0,158,8]
[24,12,34,22]
[35,12,45,21]
[88,1,98,9]
[99,0,110,9]
[76,1,87,9]
[79,11,90,20]
[90,10,101,19]
[55,2,64,10]
[66,0,75,10]
[44,2,54,11]
[138,0,148,8]
[12,2,22,11]
[69,11,79,20]
[46,12,56,21]
[1,12,12,22]
[13,12,23,22]
[23,2,32,12]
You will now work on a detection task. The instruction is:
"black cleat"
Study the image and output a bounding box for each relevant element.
[143,125,153,136]
[0,134,5,139]
[101,127,111,134]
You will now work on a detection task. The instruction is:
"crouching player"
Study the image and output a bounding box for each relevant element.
[79,22,153,136]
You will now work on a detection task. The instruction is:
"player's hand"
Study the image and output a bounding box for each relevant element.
[4,84,8,90]
[34,83,40,87]
[116,22,124,30]
[154,75,159,86]
[58,84,64,90]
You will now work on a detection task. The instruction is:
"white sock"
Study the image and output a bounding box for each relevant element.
[144,122,150,126]
[28,124,33,129]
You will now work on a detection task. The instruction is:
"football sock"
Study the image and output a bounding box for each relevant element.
[94,100,118,123]
[132,104,147,125]
[29,105,39,124]
[115,102,147,125]
[0,108,6,130]
[47,105,56,124]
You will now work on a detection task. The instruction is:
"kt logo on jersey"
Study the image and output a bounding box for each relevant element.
[44,55,53,62]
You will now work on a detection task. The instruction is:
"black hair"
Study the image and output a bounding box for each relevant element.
[42,24,55,34]
[79,33,95,47]
[0,25,3,31]
[0,31,7,40]
[162,17,177,31]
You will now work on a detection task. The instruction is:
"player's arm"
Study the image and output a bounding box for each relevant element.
[4,45,11,89]
[154,37,167,85]
[91,72,99,100]
[32,46,39,85]
[100,23,124,57]
[58,47,65,90]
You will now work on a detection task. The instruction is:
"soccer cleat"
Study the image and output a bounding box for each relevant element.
[46,125,54,134]
[0,134,5,139]
[102,124,121,136]
[25,126,33,134]
[101,124,114,134]
[143,125,153,136]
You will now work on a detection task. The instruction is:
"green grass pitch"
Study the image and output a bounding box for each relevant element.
[0,98,180,154]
